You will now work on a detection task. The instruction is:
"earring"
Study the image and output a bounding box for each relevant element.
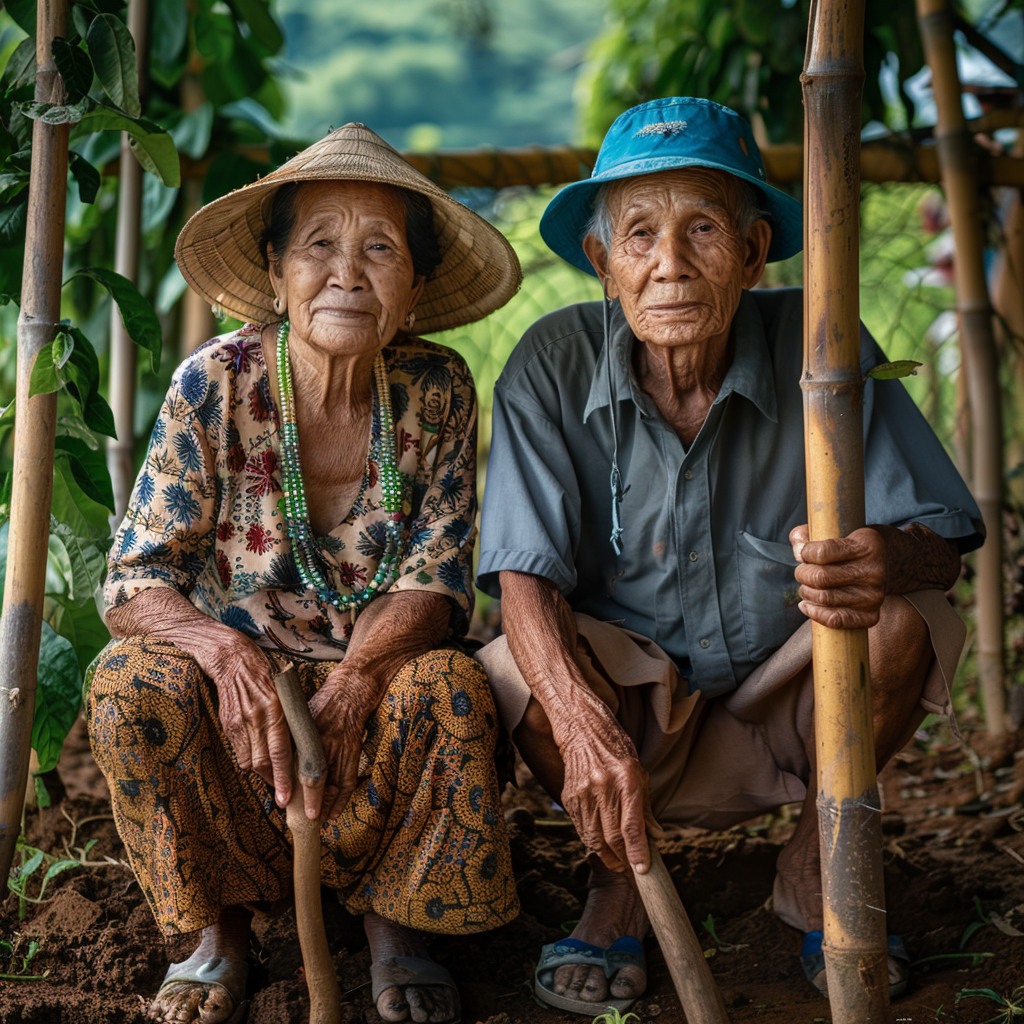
[274,297,283,313]
[405,312,415,330]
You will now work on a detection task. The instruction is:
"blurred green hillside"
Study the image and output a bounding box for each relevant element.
[274,0,606,148]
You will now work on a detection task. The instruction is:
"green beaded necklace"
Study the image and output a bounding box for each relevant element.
[276,319,406,617]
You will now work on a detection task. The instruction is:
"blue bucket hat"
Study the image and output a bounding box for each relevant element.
[540,97,803,273]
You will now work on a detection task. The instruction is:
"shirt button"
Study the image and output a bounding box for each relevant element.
[689,551,699,562]
[684,469,693,480]
[700,638,711,649]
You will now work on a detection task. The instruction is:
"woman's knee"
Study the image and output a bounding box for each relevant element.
[387,648,499,742]
[87,637,207,769]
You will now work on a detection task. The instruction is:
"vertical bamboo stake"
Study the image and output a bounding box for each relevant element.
[917,0,1006,735]
[106,0,150,521]
[802,0,891,1020]
[0,0,70,886]
[180,72,215,357]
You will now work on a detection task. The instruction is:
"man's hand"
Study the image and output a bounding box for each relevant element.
[555,702,653,874]
[790,524,887,629]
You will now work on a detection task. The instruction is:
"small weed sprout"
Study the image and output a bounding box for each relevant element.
[591,1010,640,1024]
[0,933,48,982]
[956,985,1024,1023]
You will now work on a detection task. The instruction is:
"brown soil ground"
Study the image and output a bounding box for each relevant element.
[2,716,1023,1024]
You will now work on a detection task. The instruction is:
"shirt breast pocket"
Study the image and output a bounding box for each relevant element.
[735,531,804,663]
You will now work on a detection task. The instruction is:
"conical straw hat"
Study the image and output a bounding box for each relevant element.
[175,123,522,334]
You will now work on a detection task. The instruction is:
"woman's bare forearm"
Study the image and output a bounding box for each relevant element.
[339,590,452,693]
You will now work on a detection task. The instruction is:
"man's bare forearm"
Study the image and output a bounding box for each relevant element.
[875,523,961,595]
[499,570,614,746]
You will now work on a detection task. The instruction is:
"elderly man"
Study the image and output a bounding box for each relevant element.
[475,97,982,1015]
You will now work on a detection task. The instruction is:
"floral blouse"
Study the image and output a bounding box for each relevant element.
[104,327,478,660]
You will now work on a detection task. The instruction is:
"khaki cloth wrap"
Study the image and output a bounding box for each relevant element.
[475,590,964,833]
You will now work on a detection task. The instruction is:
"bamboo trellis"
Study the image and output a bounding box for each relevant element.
[918,0,1007,736]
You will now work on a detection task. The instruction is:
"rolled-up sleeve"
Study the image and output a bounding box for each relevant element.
[103,365,217,615]
[390,360,479,631]
[477,384,581,598]
[860,329,984,552]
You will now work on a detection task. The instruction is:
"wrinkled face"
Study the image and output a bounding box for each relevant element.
[268,180,424,356]
[584,168,771,352]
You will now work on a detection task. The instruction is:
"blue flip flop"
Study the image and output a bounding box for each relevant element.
[801,931,910,998]
[535,937,645,1016]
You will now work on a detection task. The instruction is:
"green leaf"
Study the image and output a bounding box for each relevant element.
[67,267,162,371]
[866,360,923,380]
[167,101,213,160]
[0,200,28,242]
[49,519,109,608]
[51,455,110,539]
[226,0,283,52]
[194,9,235,64]
[54,435,115,512]
[32,621,82,773]
[150,0,189,76]
[52,595,110,674]
[15,99,91,125]
[0,37,37,92]
[68,151,101,203]
[52,37,94,101]
[32,774,50,809]
[77,107,180,187]
[39,858,81,898]
[85,13,141,118]
[2,0,37,37]
[28,332,68,397]
[83,390,116,438]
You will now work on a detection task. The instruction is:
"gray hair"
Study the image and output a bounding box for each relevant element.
[583,176,770,253]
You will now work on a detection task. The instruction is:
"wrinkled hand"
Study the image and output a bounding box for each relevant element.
[307,666,378,821]
[790,524,887,629]
[555,701,655,874]
[184,627,294,805]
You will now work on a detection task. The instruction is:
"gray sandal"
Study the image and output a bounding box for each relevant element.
[155,950,249,1023]
[370,955,461,1024]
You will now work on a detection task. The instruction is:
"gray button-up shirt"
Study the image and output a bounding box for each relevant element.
[478,288,983,698]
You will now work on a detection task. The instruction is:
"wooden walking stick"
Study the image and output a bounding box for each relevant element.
[632,847,730,1024]
[917,0,1007,736]
[273,665,342,1024]
[0,0,71,888]
[801,0,891,1020]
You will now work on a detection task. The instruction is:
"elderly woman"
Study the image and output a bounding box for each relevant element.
[87,124,521,1024]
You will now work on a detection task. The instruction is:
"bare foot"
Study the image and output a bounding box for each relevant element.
[148,906,250,1024]
[553,857,648,1005]
[364,911,459,1023]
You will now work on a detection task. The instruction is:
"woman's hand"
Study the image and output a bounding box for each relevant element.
[186,628,295,806]
[307,664,382,821]
[106,589,295,807]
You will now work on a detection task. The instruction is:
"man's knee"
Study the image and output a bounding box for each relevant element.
[869,595,931,694]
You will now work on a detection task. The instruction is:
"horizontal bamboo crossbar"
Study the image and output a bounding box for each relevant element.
[104,136,1024,189]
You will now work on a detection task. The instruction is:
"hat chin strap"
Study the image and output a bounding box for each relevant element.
[603,284,628,556]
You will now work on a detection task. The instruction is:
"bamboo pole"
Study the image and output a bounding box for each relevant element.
[180,73,216,357]
[917,0,1007,735]
[106,0,150,522]
[0,0,70,887]
[801,0,891,1019]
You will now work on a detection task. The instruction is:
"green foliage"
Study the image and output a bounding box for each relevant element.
[0,933,47,981]
[7,835,92,912]
[591,1009,639,1024]
[580,0,926,144]
[0,0,290,786]
[866,360,923,380]
[956,986,1024,1024]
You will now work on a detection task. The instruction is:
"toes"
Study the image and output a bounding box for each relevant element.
[610,964,647,1000]
[553,964,607,1002]
[376,984,410,1022]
